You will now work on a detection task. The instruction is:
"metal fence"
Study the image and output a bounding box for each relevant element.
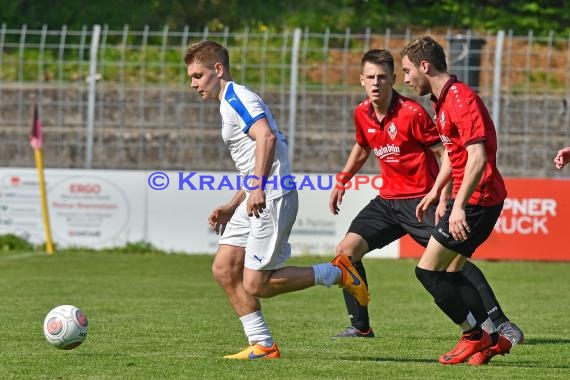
[0,24,569,178]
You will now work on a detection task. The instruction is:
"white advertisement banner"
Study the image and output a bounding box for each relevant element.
[0,169,146,248]
[0,169,398,258]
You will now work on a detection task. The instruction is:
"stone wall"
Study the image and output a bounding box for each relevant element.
[1,84,568,178]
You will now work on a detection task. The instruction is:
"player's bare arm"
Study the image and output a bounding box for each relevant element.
[449,142,487,241]
[417,144,452,223]
[208,189,246,235]
[330,143,371,215]
[247,118,276,218]
[435,180,452,224]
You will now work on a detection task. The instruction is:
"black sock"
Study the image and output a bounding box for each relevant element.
[490,331,499,345]
[415,267,469,324]
[343,261,370,331]
[447,271,488,325]
[462,261,509,326]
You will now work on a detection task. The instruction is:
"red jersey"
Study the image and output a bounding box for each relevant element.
[432,76,507,206]
[354,91,441,199]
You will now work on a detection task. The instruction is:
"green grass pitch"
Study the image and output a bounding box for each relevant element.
[0,251,569,379]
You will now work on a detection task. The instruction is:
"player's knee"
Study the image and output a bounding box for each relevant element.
[242,278,269,298]
[242,270,277,298]
[212,261,238,287]
[335,236,366,261]
[335,242,358,259]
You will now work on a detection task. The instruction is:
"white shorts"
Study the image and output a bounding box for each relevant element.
[219,190,298,271]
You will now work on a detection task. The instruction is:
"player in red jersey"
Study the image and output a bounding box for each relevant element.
[401,36,514,365]
[330,49,523,348]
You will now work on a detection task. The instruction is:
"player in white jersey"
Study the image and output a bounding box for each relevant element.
[184,40,369,359]
[219,81,291,204]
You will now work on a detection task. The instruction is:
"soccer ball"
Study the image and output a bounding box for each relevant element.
[43,305,89,350]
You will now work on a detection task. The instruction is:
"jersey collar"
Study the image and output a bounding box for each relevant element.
[366,89,400,123]
[431,75,458,110]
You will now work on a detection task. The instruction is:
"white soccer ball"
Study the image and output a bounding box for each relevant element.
[43,305,89,350]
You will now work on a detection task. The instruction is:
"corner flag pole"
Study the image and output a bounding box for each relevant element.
[30,96,54,254]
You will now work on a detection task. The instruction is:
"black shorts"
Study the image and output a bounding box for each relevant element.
[432,200,503,258]
[348,196,435,250]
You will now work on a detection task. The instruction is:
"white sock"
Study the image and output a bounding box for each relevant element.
[312,263,342,287]
[481,317,497,334]
[240,310,273,347]
[459,311,478,332]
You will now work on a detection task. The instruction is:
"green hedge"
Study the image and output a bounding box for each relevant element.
[1,0,568,35]
[0,234,173,255]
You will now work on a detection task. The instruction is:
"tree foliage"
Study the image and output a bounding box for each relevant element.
[0,0,568,35]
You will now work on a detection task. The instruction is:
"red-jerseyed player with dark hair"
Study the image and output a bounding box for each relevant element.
[330,49,523,353]
[401,36,514,365]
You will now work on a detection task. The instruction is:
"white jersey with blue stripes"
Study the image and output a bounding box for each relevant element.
[219,81,291,199]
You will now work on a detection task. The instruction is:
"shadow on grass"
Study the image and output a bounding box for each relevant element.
[522,337,570,345]
[341,356,570,369]
[340,356,437,364]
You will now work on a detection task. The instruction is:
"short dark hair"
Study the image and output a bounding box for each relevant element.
[184,40,230,70]
[401,36,447,72]
[361,49,394,74]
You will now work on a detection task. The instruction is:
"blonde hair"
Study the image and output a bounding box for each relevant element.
[184,40,230,71]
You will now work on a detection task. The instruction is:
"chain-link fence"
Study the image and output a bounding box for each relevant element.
[1,25,569,177]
